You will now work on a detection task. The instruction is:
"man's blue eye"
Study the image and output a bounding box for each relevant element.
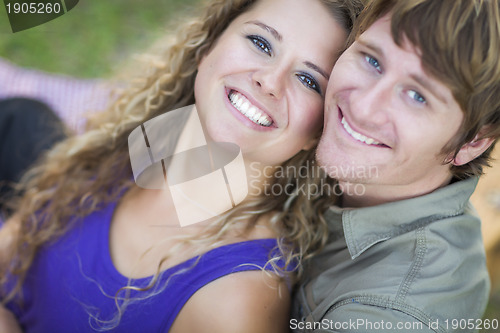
[408,90,426,104]
[247,35,272,55]
[296,73,321,94]
[365,55,381,72]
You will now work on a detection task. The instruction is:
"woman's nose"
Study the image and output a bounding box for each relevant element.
[252,64,287,99]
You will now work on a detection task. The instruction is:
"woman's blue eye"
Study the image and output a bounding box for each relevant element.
[247,35,272,55]
[296,73,321,94]
[408,90,426,104]
[365,55,381,72]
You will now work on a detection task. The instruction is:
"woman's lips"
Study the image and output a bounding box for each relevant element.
[224,88,277,131]
[228,89,274,127]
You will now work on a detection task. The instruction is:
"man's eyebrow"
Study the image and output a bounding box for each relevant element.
[358,39,386,63]
[410,74,447,104]
[245,20,282,41]
[305,61,329,80]
[359,39,447,104]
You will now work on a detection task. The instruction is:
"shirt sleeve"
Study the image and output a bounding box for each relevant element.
[312,303,437,333]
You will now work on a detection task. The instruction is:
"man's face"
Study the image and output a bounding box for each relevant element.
[317,14,465,205]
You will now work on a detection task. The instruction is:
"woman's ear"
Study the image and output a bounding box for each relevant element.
[452,127,495,166]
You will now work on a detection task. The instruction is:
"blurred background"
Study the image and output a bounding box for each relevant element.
[1,1,499,330]
[0,0,199,77]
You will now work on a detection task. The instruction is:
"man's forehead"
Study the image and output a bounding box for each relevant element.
[358,13,398,46]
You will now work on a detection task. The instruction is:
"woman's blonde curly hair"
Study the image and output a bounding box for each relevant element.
[1,0,363,328]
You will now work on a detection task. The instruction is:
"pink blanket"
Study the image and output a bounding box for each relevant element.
[0,58,110,132]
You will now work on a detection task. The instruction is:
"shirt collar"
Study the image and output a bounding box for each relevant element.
[325,177,479,259]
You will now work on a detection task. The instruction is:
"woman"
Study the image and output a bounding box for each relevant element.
[0,0,363,332]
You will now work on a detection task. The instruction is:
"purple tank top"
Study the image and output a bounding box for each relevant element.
[5,201,283,332]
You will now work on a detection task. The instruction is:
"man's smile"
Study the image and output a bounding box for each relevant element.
[337,107,389,148]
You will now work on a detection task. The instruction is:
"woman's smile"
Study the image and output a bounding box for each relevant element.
[228,89,274,127]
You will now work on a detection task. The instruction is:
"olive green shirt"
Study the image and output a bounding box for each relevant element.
[291,177,490,333]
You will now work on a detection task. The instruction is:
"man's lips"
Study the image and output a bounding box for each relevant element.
[338,108,390,148]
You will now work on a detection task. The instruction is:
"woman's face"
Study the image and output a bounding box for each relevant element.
[194,0,347,166]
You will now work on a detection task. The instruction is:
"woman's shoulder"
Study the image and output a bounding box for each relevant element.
[170,269,291,333]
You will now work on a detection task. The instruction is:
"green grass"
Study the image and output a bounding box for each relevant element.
[0,0,200,78]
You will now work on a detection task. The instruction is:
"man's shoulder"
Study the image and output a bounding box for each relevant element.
[293,205,489,332]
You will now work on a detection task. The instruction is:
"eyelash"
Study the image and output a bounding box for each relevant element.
[364,54,382,73]
[247,34,322,95]
[364,53,427,105]
[296,73,321,94]
[408,90,427,105]
[247,35,272,55]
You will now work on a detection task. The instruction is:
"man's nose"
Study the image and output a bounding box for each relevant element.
[351,77,393,126]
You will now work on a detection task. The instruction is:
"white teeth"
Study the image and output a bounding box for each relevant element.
[241,101,250,111]
[229,91,272,127]
[341,117,381,146]
[247,106,257,118]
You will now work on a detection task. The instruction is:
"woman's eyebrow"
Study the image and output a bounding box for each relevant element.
[245,20,282,41]
[245,20,328,80]
[305,62,329,80]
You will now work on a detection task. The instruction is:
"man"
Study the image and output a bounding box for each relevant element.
[291,0,500,332]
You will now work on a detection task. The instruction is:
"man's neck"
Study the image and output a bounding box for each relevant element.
[339,175,454,208]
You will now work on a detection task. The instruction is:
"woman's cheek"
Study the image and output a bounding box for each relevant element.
[298,103,324,137]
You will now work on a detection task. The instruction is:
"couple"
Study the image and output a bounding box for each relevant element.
[1,0,498,332]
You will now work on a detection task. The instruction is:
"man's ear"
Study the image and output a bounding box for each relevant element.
[452,128,495,166]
